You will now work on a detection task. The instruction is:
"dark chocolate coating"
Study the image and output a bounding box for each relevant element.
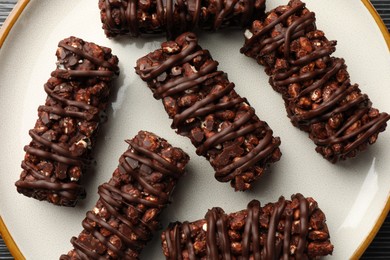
[135,32,281,191]
[241,0,390,162]
[98,0,266,39]
[162,194,334,259]
[15,36,119,206]
[60,131,190,259]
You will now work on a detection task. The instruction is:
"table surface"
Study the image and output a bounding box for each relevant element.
[0,0,389,259]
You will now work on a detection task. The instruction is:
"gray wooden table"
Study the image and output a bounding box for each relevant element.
[1,0,389,259]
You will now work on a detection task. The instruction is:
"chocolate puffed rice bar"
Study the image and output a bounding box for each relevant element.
[15,36,119,206]
[98,0,266,39]
[60,131,190,259]
[240,0,390,162]
[135,32,281,191]
[162,194,333,259]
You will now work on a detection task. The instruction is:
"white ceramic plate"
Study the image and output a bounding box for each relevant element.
[0,0,389,259]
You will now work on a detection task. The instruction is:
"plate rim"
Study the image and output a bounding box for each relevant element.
[0,0,388,259]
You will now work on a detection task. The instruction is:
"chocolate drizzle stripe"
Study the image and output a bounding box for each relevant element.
[215,130,276,181]
[130,0,139,36]
[273,66,300,82]
[156,0,165,25]
[21,161,47,181]
[135,168,169,202]
[181,50,212,65]
[343,113,390,152]
[205,209,220,260]
[272,15,313,53]
[104,0,116,30]
[214,0,236,29]
[164,229,175,260]
[242,200,261,259]
[296,59,344,98]
[283,12,316,59]
[118,5,126,28]
[71,236,104,260]
[212,120,263,146]
[58,42,119,72]
[44,83,96,111]
[325,106,370,142]
[29,130,81,161]
[120,154,169,203]
[123,1,131,34]
[275,57,341,96]
[264,197,286,260]
[165,227,177,260]
[174,224,183,260]
[317,111,389,146]
[139,35,198,81]
[282,209,293,260]
[79,203,142,255]
[177,0,187,32]
[123,150,172,177]
[290,81,350,123]
[260,27,307,57]
[295,194,309,258]
[242,0,257,26]
[240,2,306,53]
[142,48,209,80]
[154,63,220,99]
[15,179,83,199]
[38,105,95,121]
[14,179,82,192]
[166,0,174,39]
[321,92,367,119]
[218,137,278,181]
[217,214,232,260]
[51,69,115,79]
[258,22,308,57]
[98,185,123,209]
[24,145,82,166]
[242,209,252,259]
[129,140,183,174]
[290,45,336,67]
[190,97,246,119]
[182,222,196,260]
[191,0,201,28]
[251,201,261,260]
[86,211,135,253]
[273,67,328,87]
[196,110,254,155]
[18,161,84,200]
[101,174,159,208]
[98,184,157,239]
[301,87,365,125]
[102,181,148,216]
[82,219,125,257]
[172,82,235,128]
[99,183,151,220]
